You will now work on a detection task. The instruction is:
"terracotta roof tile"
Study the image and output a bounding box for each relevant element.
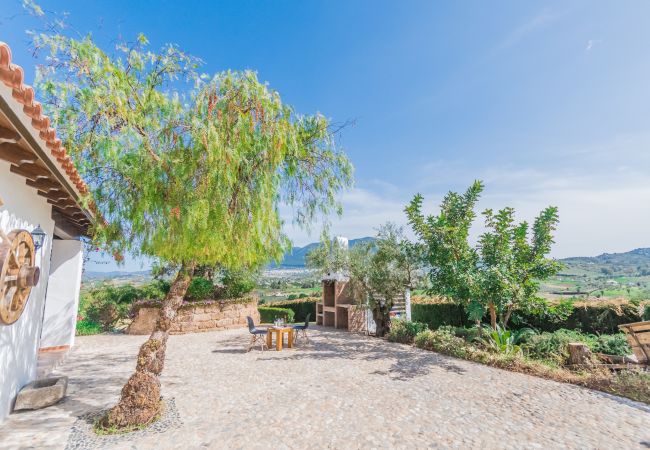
[0,41,90,201]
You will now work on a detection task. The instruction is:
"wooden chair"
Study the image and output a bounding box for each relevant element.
[618,320,650,365]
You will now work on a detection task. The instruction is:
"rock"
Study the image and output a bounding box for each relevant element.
[13,376,68,411]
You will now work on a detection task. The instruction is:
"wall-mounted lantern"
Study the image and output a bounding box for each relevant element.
[31,225,46,251]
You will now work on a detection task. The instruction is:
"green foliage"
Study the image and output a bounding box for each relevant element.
[307,223,424,336]
[219,268,257,299]
[270,298,317,322]
[186,277,214,301]
[81,281,169,331]
[414,328,472,358]
[412,302,468,329]
[644,304,650,321]
[85,298,129,332]
[524,329,631,364]
[412,299,642,335]
[592,334,632,356]
[287,294,298,300]
[482,326,522,355]
[387,319,428,344]
[75,319,102,336]
[258,307,295,323]
[406,182,562,329]
[34,32,352,272]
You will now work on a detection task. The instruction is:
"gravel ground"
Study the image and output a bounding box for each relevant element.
[1,326,649,449]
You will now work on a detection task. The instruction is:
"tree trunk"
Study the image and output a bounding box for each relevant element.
[101,262,195,429]
[567,342,593,366]
[373,304,391,337]
[488,302,497,330]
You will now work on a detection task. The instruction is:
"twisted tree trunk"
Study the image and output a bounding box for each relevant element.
[102,262,195,429]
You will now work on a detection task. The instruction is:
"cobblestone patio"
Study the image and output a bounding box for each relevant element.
[1,326,649,449]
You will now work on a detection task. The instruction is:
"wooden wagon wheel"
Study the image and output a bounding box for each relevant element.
[0,229,40,325]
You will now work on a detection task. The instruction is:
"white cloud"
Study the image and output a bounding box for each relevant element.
[284,155,650,258]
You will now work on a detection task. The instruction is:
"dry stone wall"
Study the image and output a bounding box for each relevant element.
[126,298,260,335]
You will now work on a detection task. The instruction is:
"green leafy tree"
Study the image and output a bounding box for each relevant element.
[406,182,561,330]
[406,181,483,318]
[34,33,352,428]
[307,224,423,336]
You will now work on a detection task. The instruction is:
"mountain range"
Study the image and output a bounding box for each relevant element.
[83,241,650,280]
[270,237,375,268]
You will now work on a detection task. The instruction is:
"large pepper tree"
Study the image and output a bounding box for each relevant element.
[34,33,352,428]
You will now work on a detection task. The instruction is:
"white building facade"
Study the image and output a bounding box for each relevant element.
[0,42,90,422]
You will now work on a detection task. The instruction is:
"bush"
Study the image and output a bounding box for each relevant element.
[524,329,631,364]
[412,301,468,330]
[414,328,472,358]
[85,297,129,331]
[270,298,317,322]
[644,304,650,321]
[593,333,631,356]
[186,277,214,301]
[220,269,256,298]
[412,297,645,334]
[287,294,298,300]
[258,307,295,323]
[387,319,428,344]
[76,319,102,336]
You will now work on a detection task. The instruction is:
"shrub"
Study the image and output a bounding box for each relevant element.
[387,319,428,344]
[186,277,214,301]
[298,293,308,298]
[270,298,317,322]
[220,270,256,298]
[287,294,298,300]
[593,333,631,356]
[85,297,129,331]
[258,307,295,323]
[414,328,471,358]
[644,304,650,321]
[76,319,102,336]
[524,329,631,364]
[139,280,170,299]
[412,297,645,334]
[412,301,468,330]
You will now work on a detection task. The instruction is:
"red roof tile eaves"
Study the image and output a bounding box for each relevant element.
[0,41,90,197]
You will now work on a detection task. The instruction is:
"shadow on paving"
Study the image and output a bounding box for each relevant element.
[211,327,466,380]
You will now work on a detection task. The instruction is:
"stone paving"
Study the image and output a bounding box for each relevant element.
[1,326,649,449]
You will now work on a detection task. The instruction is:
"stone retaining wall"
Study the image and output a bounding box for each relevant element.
[126,298,260,335]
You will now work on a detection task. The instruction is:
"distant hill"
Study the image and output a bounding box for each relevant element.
[560,248,650,277]
[83,270,151,283]
[272,237,375,268]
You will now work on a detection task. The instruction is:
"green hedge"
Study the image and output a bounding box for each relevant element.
[412,300,644,334]
[258,307,295,323]
[269,298,317,322]
[412,302,468,329]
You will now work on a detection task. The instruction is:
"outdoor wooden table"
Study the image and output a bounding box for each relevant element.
[266,326,294,351]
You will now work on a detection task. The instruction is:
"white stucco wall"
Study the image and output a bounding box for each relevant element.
[0,159,55,423]
[40,239,83,349]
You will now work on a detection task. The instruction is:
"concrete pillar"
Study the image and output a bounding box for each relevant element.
[405,287,412,321]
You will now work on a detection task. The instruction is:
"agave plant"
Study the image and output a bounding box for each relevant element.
[485,325,523,355]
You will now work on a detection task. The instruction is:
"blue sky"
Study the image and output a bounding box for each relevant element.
[3,1,650,271]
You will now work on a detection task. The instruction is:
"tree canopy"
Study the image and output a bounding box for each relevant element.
[406,181,561,329]
[34,34,353,269]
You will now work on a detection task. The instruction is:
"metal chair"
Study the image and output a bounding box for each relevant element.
[292,313,311,344]
[246,316,268,352]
